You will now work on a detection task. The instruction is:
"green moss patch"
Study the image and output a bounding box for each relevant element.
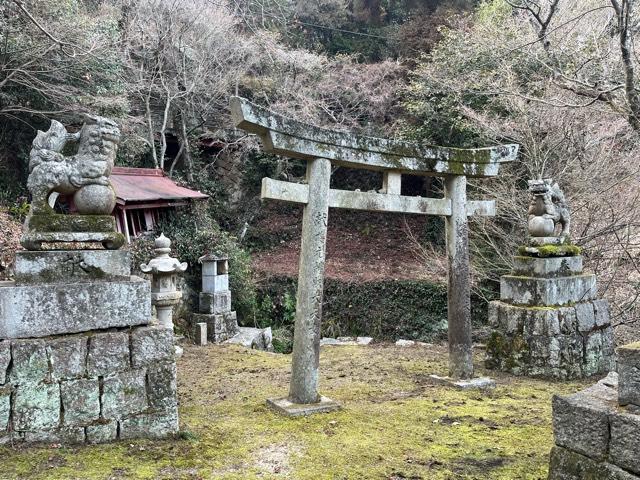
[517,244,582,258]
[0,344,590,479]
[27,214,116,233]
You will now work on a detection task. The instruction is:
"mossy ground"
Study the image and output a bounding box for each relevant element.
[0,343,591,479]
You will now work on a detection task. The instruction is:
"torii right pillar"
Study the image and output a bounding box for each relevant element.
[445,175,474,379]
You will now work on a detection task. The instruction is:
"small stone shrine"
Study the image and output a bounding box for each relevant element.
[191,254,239,343]
[0,117,179,444]
[189,253,273,350]
[486,179,614,379]
[548,345,640,479]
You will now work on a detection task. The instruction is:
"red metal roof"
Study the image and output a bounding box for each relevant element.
[110,167,209,203]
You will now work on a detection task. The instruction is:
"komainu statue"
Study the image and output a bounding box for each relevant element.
[20,115,125,250]
[527,178,570,240]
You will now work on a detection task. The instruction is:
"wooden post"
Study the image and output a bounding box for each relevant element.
[288,157,331,404]
[444,175,474,379]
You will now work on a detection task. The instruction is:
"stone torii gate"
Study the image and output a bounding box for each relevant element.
[230,96,518,416]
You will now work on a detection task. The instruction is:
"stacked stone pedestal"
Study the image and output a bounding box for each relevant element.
[486,254,614,379]
[0,250,178,444]
[548,344,640,479]
[191,256,239,343]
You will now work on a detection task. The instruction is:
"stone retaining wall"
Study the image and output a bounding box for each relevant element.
[548,344,640,479]
[0,325,177,444]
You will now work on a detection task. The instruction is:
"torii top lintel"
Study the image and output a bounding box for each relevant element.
[230,96,518,178]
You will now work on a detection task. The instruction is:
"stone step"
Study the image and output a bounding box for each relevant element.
[512,255,583,278]
[0,276,150,339]
[14,250,131,285]
[489,299,612,335]
[500,274,597,306]
[550,380,640,478]
[617,342,640,408]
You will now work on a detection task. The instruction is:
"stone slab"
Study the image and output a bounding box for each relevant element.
[610,411,640,474]
[529,236,565,246]
[0,386,11,430]
[512,255,583,277]
[13,383,61,431]
[87,332,130,376]
[25,213,116,233]
[584,329,616,376]
[147,362,177,411]
[489,301,561,336]
[226,326,273,351]
[60,378,100,426]
[0,342,9,384]
[427,375,496,390]
[266,396,341,417]
[119,407,179,439]
[552,382,616,460]
[593,299,611,327]
[22,427,86,444]
[548,446,639,480]
[130,326,174,368]
[10,339,50,383]
[21,231,125,251]
[86,421,117,444]
[500,274,597,306]
[617,342,640,407]
[0,276,151,339]
[14,250,131,285]
[47,336,88,380]
[101,369,148,419]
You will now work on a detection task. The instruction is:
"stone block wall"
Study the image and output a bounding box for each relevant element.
[0,325,177,444]
[548,344,640,479]
[0,249,179,444]
[486,255,614,379]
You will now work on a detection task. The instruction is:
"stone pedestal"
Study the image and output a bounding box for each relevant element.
[1,250,178,444]
[548,345,640,479]
[486,254,614,379]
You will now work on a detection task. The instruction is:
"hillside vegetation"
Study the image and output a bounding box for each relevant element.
[2,0,640,342]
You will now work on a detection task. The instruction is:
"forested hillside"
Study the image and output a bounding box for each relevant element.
[2,0,639,346]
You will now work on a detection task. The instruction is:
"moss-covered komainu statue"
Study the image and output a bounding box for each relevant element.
[20,115,124,250]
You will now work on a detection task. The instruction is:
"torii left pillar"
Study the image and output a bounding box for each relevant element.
[267,158,341,415]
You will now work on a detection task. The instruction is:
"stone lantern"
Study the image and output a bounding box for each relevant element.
[140,233,187,330]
